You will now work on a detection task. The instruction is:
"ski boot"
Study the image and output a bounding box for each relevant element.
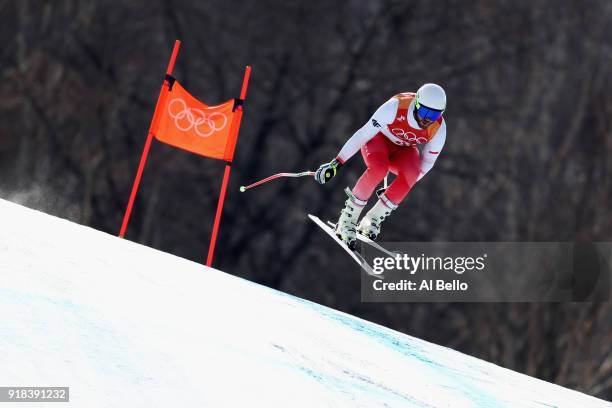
[357,194,397,241]
[335,187,367,250]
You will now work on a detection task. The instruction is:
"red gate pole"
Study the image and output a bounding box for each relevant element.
[206,66,252,266]
[119,40,181,238]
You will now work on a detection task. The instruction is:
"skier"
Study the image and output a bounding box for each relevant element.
[314,83,447,249]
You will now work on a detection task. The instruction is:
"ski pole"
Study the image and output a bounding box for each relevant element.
[239,171,315,192]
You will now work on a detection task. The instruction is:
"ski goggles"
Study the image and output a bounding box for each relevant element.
[415,101,444,122]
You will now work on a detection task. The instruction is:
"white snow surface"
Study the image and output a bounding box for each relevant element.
[0,198,609,408]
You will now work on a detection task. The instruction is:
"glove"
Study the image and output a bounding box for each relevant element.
[315,158,342,184]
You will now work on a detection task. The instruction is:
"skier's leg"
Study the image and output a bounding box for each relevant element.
[336,133,390,248]
[351,133,391,202]
[384,146,421,204]
[358,146,420,240]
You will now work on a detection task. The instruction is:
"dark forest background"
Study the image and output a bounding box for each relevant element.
[1,0,611,400]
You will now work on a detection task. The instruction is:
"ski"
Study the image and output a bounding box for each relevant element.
[308,214,382,278]
[325,221,400,258]
[355,233,401,258]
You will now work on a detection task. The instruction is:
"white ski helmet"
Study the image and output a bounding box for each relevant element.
[416,83,446,111]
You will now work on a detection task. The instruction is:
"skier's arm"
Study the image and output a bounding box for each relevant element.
[335,99,398,164]
[315,99,397,184]
[417,121,446,181]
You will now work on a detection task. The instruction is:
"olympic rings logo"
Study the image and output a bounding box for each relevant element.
[168,98,228,138]
[390,128,428,144]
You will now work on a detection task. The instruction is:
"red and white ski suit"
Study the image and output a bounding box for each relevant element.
[335,93,446,205]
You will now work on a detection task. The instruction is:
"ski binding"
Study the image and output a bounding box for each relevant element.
[308,214,383,278]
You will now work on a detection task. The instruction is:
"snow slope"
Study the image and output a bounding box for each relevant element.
[0,198,609,407]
